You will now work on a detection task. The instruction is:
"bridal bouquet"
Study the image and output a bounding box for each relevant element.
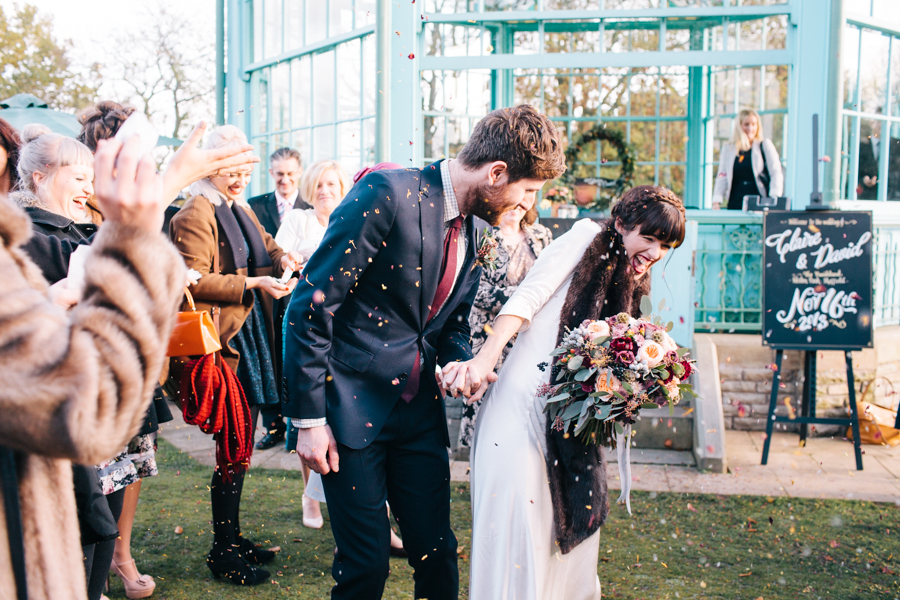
[537,298,696,448]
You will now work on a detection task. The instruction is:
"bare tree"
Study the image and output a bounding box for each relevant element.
[103,5,214,140]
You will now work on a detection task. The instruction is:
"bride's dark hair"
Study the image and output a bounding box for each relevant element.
[556,185,686,343]
[548,185,686,554]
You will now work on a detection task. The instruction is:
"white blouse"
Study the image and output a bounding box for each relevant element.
[274,208,328,262]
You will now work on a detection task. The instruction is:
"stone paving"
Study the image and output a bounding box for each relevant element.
[159,407,900,504]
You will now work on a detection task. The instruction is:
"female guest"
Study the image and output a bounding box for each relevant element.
[275,159,350,261]
[443,186,686,599]
[0,116,20,203]
[169,125,301,585]
[712,108,784,210]
[457,202,552,454]
[275,159,350,529]
[0,134,184,600]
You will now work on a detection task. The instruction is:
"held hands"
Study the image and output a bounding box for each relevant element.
[248,275,297,299]
[295,424,340,475]
[439,358,498,405]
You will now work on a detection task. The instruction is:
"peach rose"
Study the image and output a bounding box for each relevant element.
[594,370,620,394]
[637,341,665,367]
[587,320,610,340]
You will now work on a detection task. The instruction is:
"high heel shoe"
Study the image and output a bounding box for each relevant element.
[240,537,276,565]
[302,493,324,529]
[111,559,156,599]
[207,552,269,586]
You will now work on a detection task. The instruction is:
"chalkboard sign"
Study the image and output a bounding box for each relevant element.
[762,211,873,350]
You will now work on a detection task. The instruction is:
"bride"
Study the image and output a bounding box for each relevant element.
[442,186,686,600]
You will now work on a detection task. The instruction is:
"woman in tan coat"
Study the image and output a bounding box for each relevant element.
[0,136,185,600]
[169,125,300,585]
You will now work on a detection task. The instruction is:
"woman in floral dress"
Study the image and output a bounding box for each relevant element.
[457,203,553,454]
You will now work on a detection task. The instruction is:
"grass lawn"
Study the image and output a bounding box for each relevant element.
[119,438,900,599]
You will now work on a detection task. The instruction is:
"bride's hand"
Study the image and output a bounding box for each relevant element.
[465,371,498,405]
[442,357,494,398]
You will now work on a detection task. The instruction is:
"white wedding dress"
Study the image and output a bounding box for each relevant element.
[469,218,604,600]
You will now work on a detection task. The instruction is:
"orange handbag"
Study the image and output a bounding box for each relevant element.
[166,287,222,357]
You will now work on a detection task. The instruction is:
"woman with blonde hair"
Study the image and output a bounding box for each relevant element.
[169,125,301,585]
[274,159,350,261]
[712,108,784,210]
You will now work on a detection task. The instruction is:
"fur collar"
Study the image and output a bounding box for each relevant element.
[545,217,650,554]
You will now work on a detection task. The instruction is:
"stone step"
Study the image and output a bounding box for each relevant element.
[631,405,694,451]
[607,448,696,467]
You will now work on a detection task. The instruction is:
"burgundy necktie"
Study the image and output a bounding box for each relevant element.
[400,216,464,402]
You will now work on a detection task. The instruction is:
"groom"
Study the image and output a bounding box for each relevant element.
[282,105,565,599]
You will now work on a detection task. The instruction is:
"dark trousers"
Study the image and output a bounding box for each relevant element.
[260,404,285,435]
[82,487,125,600]
[322,395,458,600]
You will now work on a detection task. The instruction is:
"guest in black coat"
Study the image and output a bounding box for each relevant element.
[283,105,566,600]
[248,146,310,450]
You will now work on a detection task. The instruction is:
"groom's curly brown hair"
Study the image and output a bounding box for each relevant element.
[456,104,566,182]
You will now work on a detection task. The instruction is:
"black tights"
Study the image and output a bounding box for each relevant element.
[209,406,259,558]
[83,487,126,600]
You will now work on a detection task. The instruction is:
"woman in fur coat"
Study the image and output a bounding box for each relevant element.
[0,137,185,600]
[443,186,686,600]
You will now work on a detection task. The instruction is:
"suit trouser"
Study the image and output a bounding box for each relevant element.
[321,395,458,600]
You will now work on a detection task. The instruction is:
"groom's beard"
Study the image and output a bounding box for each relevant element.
[462,180,512,226]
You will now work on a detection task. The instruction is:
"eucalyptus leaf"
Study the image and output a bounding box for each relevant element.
[614,422,625,436]
[574,366,597,382]
[567,355,584,371]
[666,321,674,332]
[676,347,691,358]
[548,392,571,403]
[658,297,666,312]
[589,391,610,398]
[641,402,659,409]
[595,403,612,420]
[640,295,653,317]
[621,381,634,394]
[562,402,582,422]
[671,363,685,378]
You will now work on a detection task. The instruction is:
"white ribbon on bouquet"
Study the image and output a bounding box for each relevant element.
[615,423,633,515]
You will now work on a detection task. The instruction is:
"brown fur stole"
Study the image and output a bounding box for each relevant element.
[546,218,650,554]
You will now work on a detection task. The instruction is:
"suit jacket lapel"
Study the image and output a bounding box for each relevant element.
[419,161,445,327]
[264,193,281,230]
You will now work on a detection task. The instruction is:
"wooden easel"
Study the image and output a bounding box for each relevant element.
[760,349,863,470]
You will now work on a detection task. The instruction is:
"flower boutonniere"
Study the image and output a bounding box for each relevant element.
[475,228,500,271]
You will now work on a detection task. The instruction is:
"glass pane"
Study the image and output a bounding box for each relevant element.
[629,70,657,117]
[513,31,539,55]
[363,34,376,116]
[545,25,600,54]
[765,16,787,50]
[604,20,659,52]
[659,69,688,116]
[659,121,687,164]
[887,125,900,200]
[659,165,685,198]
[270,61,290,132]
[484,0,536,10]
[255,138,268,195]
[543,71,571,118]
[514,71,543,110]
[857,118,882,200]
[422,70,444,113]
[545,0,600,8]
[633,164,656,188]
[426,0,478,13]
[858,29,890,115]
[363,118,375,166]
[292,129,311,171]
[569,120,600,180]
[893,38,900,119]
[292,55,311,129]
[738,67,761,111]
[737,19,763,52]
[571,74,600,119]
[600,71,628,117]
[313,125,335,162]
[764,65,789,111]
[257,74,269,134]
[665,24,691,51]
[253,0,263,62]
[629,121,658,162]
[759,113,785,156]
[356,0,376,26]
[286,0,303,50]
[313,50,336,124]
[713,68,736,115]
[447,118,471,158]
[331,0,354,36]
[424,115,446,161]
[872,0,900,25]
[337,39,362,121]
[843,26,861,108]
[306,0,327,46]
[598,122,626,164]
[264,0,282,58]
[337,121,361,175]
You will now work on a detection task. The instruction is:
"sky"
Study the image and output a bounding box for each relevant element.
[8,0,215,68]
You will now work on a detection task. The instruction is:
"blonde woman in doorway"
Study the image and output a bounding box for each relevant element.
[712,108,784,210]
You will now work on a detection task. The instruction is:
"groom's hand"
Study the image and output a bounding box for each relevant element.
[465,372,498,405]
[296,425,340,475]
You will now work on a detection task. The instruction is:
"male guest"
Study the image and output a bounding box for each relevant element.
[283,105,565,599]
[249,147,310,450]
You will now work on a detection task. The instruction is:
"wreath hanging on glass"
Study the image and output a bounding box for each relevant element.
[554,124,637,212]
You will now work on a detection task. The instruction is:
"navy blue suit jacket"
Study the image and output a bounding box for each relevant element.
[282,161,481,449]
[248,191,312,237]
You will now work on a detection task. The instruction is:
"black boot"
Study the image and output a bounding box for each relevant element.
[207,549,269,585]
[240,537,276,565]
